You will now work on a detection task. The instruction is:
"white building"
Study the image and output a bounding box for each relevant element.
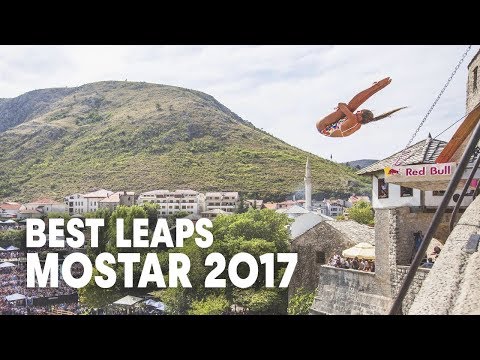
[82,189,114,212]
[64,193,88,215]
[328,201,345,217]
[21,198,67,214]
[137,189,201,216]
[314,199,346,217]
[201,209,230,219]
[205,192,239,213]
[358,136,479,210]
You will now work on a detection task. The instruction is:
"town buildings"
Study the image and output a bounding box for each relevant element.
[204,192,239,214]
[0,202,22,218]
[98,191,136,211]
[21,198,66,215]
[137,190,203,216]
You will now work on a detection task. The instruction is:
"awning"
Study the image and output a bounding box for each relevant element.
[5,245,19,251]
[3,219,17,224]
[0,247,6,251]
[0,262,16,268]
[5,293,26,301]
[113,295,143,306]
[342,242,375,260]
[144,299,165,311]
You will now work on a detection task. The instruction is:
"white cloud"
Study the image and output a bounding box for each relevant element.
[0,45,478,162]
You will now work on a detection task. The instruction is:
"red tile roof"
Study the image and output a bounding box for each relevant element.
[29,198,63,205]
[19,209,42,214]
[0,202,21,210]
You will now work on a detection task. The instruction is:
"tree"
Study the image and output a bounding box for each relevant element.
[0,229,26,250]
[46,212,72,238]
[167,211,189,228]
[287,287,316,315]
[85,208,113,255]
[141,202,159,231]
[78,207,294,315]
[188,294,229,315]
[236,193,246,214]
[233,288,283,314]
[348,201,374,225]
[152,287,190,315]
[78,268,120,308]
[212,209,291,253]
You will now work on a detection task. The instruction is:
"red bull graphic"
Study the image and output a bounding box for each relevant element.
[384,162,456,183]
[384,166,401,176]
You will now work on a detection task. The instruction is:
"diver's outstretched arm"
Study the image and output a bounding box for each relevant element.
[316,111,342,132]
[316,102,358,133]
[337,103,357,123]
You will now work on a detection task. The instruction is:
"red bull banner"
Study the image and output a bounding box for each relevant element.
[384,162,456,183]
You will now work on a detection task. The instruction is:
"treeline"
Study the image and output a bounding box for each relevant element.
[77,204,293,315]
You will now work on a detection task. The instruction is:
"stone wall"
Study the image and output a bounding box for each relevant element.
[289,222,357,298]
[310,266,391,315]
[393,207,450,265]
[392,266,430,314]
[308,207,448,315]
[374,207,449,299]
[374,207,394,298]
[467,50,480,113]
[409,196,480,314]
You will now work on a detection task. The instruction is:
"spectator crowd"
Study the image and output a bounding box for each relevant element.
[1,249,79,315]
[328,254,375,272]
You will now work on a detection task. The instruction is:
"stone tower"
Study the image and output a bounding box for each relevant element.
[466,49,480,113]
[304,157,312,210]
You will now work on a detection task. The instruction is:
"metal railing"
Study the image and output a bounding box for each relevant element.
[389,117,480,315]
[449,151,480,231]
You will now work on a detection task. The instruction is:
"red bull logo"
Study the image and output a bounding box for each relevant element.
[384,166,400,176]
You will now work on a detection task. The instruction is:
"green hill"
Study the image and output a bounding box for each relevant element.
[0,81,370,202]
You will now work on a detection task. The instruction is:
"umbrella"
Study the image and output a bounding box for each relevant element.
[0,247,5,251]
[5,293,26,301]
[144,299,165,311]
[0,262,16,268]
[342,242,375,260]
[4,219,17,224]
[113,295,143,306]
[5,245,19,251]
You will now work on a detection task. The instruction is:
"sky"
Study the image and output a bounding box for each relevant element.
[0,45,478,163]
